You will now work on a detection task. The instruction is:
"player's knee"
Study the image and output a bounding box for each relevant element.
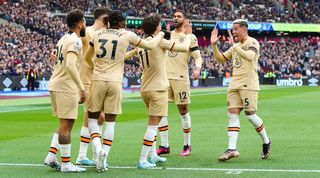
[59,119,74,130]
[178,105,188,115]
[148,115,162,125]
[245,111,256,116]
[228,108,241,115]
[105,114,116,122]
[88,111,101,119]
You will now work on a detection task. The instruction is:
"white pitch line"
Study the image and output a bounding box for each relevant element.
[0,163,319,173]
[0,106,52,113]
[0,87,303,113]
[0,91,223,113]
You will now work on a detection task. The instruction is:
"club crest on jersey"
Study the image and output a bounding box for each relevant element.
[179,37,186,42]
[234,57,242,68]
[168,50,178,57]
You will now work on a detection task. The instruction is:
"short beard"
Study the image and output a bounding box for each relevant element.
[173,22,183,28]
[80,28,86,37]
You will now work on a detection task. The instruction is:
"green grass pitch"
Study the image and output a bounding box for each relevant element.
[0,86,319,177]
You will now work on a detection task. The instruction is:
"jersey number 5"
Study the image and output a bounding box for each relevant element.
[96,39,118,60]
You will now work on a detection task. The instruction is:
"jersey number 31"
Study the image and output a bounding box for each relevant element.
[96,39,118,60]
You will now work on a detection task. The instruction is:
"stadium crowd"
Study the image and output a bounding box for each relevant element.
[0,22,54,77]
[0,0,319,80]
[195,36,320,79]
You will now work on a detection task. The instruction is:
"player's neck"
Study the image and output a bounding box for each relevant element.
[174,26,184,33]
[69,28,80,37]
[240,35,249,43]
[92,22,103,31]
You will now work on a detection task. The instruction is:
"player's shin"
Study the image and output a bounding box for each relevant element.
[158,116,169,147]
[148,135,158,158]
[139,125,157,163]
[47,132,59,157]
[228,112,240,150]
[77,126,90,160]
[180,113,191,146]
[246,114,270,144]
[88,118,102,153]
[102,122,115,159]
[60,144,72,166]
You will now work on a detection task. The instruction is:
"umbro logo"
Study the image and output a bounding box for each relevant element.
[308,78,318,86]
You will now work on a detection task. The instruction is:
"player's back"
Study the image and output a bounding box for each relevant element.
[48,32,82,93]
[139,38,169,92]
[92,28,136,82]
[166,31,197,81]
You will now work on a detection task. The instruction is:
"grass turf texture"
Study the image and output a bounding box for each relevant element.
[0,86,319,177]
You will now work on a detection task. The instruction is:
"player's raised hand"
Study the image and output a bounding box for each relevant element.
[227,30,234,45]
[210,28,221,46]
[184,19,192,34]
[50,50,57,63]
[166,23,171,32]
[79,90,87,104]
[192,67,200,80]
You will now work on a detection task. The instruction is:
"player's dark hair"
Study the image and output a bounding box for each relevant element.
[174,10,188,19]
[93,7,111,20]
[233,21,248,28]
[108,10,126,28]
[142,14,161,35]
[66,9,85,28]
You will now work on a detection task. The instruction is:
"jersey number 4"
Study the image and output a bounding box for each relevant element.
[55,45,64,65]
[96,39,118,59]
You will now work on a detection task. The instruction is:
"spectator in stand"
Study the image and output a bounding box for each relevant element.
[26,63,38,91]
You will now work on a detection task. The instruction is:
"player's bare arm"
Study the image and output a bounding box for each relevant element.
[125,48,138,61]
[50,50,57,63]
[211,28,229,64]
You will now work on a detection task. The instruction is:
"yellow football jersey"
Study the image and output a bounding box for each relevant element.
[90,28,161,82]
[166,31,200,81]
[138,38,175,92]
[223,36,260,90]
[48,32,83,93]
